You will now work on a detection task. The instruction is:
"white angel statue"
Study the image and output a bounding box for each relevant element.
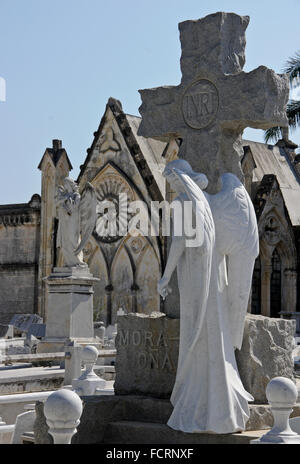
[55,177,97,268]
[158,159,258,434]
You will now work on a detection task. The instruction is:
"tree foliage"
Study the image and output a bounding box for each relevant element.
[264,51,300,144]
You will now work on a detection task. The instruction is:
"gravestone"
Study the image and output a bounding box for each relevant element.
[9,314,43,335]
[115,312,179,398]
[0,324,13,339]
[115,313,296,403]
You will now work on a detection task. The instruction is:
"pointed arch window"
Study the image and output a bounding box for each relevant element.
[270,248,281,318]
[251,257,261,314]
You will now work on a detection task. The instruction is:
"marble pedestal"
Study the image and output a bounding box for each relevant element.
[37,266,100,353]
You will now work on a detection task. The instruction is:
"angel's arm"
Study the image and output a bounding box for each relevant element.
[55,187,72,215]
[162,236,185,282]
[158,235,185,299]
[73,183,96,255]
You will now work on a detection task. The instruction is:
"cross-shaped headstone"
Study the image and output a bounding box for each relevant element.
[138,12,289,193]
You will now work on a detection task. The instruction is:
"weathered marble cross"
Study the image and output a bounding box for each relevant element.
[138,12,289,193]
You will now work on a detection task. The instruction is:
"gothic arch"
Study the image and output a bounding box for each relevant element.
[270,248,282,318]
[251,256,261,315]
[88,243,109,323]
[135,239,160,315]
[110,243,134,324]
[258,206,297,317]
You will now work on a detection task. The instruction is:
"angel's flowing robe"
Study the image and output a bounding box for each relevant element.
[56,191,83,267]
[167,189,254,434]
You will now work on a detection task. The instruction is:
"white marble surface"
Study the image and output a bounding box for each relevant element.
[44,389,83,444]
[158,160,258,434]
[56,177,96,267]
[72,346,106,396]
[251,377,300,444]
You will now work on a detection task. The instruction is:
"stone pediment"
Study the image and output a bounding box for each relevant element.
[254,174,296,266]
[77,98,168,202]
[38,140,72,172]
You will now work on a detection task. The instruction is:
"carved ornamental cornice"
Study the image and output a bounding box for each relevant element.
[0,194,41,227]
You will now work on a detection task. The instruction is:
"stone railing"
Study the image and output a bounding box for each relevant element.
[1,349,116,365]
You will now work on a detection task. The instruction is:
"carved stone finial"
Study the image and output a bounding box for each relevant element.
[72,345,106,396]
[52,139,62,151]
[44,389,83,444]
[251,377,300,444]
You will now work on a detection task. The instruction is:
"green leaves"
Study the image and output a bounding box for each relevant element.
[287,99,300,129]
[264,126,282,143]
[264,51,300,144]
[284,51,300,84]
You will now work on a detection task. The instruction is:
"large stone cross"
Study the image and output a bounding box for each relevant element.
[138,12,289,193]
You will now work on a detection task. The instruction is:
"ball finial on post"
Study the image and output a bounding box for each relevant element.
[72,345,106,396]
[44,389,83,444]
[251,377,300,444]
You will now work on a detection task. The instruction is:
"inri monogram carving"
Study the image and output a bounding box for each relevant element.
[181,79,219,129]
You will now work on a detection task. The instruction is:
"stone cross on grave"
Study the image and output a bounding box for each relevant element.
[138,12,289,193]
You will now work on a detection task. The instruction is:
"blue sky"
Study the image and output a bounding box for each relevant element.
[1,0,300,204]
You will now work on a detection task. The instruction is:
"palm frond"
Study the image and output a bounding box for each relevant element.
[264,126,282,143]
[287,100,300,129]
[283,51,300,85]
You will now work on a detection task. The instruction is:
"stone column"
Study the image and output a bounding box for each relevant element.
[282,269,297,313]
[261,262,272,317]
[37,140,72,322]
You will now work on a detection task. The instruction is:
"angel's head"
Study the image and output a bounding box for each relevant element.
[163,160,191,193]
[190,172,208,190]
[62,177,79,194]
[163,160,208,192]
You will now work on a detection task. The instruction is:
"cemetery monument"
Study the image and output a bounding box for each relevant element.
[37,177,100,353]
[114,10,291,436]
[3,11,298,445]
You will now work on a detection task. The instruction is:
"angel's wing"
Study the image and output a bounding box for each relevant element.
[74,183,97,255]
[168,168,215,359]
[208,173,258,257]
[208,173,259,349]
[171,168,214,248]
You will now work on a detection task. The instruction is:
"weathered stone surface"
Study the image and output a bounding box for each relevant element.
[38,140,72,321]
[34,401,53,444]
[236,314,296,403]
[0,324,13,338]
[34,394,300,443]
[138,12,289,194]
[10,313,43,333]
[102,420,265,445]
[114,313,179,398]
[115,313,295,403]
[0,196,41,324]
[37,268,100,353]
[12,409,36,444]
